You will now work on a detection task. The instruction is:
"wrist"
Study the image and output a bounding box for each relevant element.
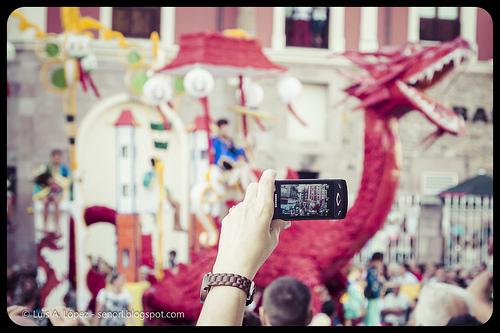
[212,260,256,280]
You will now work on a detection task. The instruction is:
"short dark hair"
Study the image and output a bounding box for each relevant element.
[446,314,482,326]
[169,250,176,257]
[370,252,384,262]
[262,276,312,326]
[216,118,229,127]
[107,270,121,284]
[242,310,261,326]
[51,149,63,157]
[320,300,335,317]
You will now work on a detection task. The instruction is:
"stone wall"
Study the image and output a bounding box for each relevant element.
[7,47,493,265]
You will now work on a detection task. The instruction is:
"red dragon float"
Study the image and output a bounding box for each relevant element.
[148,37,472,324]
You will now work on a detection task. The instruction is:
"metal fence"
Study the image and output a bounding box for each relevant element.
[353,193,493,268]
[442,195,493,268]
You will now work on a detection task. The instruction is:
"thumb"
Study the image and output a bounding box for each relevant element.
[270,219,291,241]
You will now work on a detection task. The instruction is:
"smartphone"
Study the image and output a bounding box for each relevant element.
[273,179,348,220]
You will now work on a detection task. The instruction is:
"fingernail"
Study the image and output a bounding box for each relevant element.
[284,221,292,229]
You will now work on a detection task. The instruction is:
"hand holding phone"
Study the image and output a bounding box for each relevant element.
[273,179,348,220]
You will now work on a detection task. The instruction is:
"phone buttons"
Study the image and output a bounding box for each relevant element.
[336,192,341,206]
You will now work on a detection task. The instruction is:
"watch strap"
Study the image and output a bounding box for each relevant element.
[201,272,254,305]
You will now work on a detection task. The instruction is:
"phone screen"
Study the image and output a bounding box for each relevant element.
[273,179,347,220]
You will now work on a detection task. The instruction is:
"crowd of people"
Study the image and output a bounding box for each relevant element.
[7,167,493,327]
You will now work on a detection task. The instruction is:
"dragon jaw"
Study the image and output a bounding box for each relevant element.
[344,37,472,136]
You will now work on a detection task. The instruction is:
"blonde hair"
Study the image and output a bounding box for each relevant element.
[413,282,472,326]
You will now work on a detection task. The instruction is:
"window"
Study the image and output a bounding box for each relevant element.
[112,7,161,39]
[419,7,460,41]
[285,7,329,48]
[122,184,129,197]
[121,146,128,158]
[122,249,130,268]
[421,171,459,195]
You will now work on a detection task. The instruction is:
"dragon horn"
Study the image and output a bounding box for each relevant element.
[419,128,445,149]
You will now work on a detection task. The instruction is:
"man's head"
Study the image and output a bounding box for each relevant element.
[216,118,230,138]
[169,250,177,259]
[51,149,63,165]
[413,282,472,325]
[370,252,384,270]
[259,276,313,326]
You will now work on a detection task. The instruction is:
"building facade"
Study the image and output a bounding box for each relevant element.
[7,7,493,264]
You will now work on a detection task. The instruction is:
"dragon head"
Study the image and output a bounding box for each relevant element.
[343,37,472,136]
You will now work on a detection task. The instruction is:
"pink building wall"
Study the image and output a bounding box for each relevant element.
[378,7,409,47]
[221,7,238,30]
[345,7,361,51]
[175,7,217,43]
[255,7,273,48]
[47,7,100,37]
[476,8,493,61]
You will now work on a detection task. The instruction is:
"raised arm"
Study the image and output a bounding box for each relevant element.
[197,169,291,326]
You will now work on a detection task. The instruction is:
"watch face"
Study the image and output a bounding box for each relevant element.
[247,281,256,302]
[200,274,210,303]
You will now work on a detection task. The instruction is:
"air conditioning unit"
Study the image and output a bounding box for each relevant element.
[421,171,459,195]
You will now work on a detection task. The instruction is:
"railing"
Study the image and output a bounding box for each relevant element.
[353,193,493,268]
[442,195,493,268]
[354,194,421,265]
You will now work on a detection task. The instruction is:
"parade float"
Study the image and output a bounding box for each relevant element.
[142,38,472,324]
[9,7,473,325]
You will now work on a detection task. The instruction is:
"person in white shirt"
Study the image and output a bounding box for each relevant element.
[381,287,411,326]
[94,271,132,326]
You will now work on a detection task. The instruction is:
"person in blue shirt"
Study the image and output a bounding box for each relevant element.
[211,118,248,170]
[364,252,385,326]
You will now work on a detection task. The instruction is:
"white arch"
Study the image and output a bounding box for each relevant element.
[74,93,190,310]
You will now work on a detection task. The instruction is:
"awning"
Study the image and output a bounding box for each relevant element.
[439,173,493,198]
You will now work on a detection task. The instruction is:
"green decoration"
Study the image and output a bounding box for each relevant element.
[130,72,148,95]
[128,50,141,64]
[154,141,168,150]
[150,122,166,131]
[45,42,60,58]
[51,67,67,89]
[174,76,185,94]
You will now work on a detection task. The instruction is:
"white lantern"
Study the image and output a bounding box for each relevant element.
[142,74,173,106]
[7,41,16,62]
[277,76,302,104]
[184,68,215,98]
[81,53,98,72]
[236,81,264,109]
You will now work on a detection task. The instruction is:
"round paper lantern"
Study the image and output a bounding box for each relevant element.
[184,68,214,98]
[277,76,302,103]
[7,41,16,62]
[142,74,173,106]
[81,53,98,72]
[236,81,264,109]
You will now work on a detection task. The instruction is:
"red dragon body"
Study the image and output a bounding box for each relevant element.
[142,38,471,324]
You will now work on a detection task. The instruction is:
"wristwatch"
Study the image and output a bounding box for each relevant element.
[200,272,256,306]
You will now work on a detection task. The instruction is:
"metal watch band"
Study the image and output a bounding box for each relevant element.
[200,272,255,305]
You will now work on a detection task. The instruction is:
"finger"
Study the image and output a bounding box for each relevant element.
[243,182,258,203]
[257,169,277,222]
[270,219,291,240]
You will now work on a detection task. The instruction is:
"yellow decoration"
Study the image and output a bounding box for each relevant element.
[150,31,160,59]
[11,9,46,39]
[125,281,151,326]
[223,29,249,39]
[155,159,165,281]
